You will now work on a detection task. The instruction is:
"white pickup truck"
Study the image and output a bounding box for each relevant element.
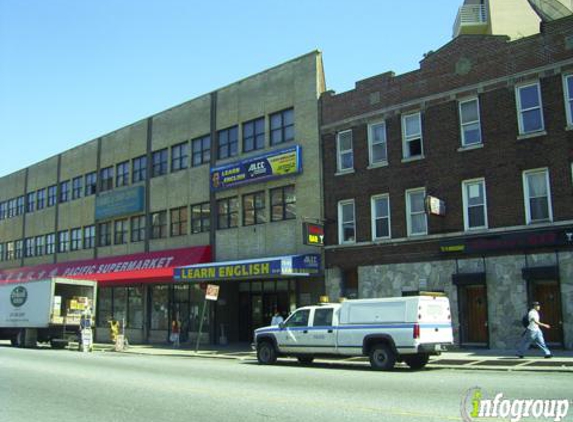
[253,295,453,370]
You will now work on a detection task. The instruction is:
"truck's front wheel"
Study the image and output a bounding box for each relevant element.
[257,341,277,365]
[404,353,429,370]
[369,344,396,371]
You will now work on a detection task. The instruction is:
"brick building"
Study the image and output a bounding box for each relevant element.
[0,51,326,344]
[321,17,573,349]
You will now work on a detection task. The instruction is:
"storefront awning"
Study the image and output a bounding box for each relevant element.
[0,246,211,286]
[174,254,321,282]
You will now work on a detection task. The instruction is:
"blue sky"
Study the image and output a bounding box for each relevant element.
[0,0,460,178]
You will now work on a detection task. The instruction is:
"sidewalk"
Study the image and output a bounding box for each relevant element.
[95,342,573,372]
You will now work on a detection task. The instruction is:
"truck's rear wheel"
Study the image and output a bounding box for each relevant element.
[369,344,396,371]
[257,341,277,365]
[404,353,429,370]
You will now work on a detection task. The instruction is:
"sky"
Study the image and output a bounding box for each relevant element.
[0,0,460,178]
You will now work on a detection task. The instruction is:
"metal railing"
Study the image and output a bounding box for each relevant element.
[453,4,488,37]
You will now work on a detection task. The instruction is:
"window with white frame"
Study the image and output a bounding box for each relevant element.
[336,130,353,172]
[462,179,488,230]
[371,194,391,240]
[338,199,356,244]
[459,98,482,146]
[368,122,388,165]
[563,74,573,126]
[402,112,423,159]
[406,188,427,236]
[523,168,552,224]
[516,82,544,135]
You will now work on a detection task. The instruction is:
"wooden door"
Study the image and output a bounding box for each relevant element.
[532,281,563,345]
[461,284,488,345]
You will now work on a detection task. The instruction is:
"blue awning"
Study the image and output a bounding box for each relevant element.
[174,254,321,282]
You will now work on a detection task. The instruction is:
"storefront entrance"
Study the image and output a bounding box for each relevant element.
[528,280,563,346]
[458,283,489,346]
[238,280,293,341]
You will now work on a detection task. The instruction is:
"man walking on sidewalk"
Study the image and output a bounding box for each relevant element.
[517,301,552,359]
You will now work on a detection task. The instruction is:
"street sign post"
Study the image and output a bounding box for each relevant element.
[195,284,219,352]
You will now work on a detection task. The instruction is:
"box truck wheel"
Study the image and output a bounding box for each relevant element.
[257,341,277,365]
[369,343,396,371]
[404,353,429,370]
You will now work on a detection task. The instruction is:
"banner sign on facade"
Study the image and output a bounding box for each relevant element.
[440,228,573,254]
[174,254,321,282]
[95,186,145,221]
[0,246,211,284]
[210,145,302,191]
[303,222,324,246]
[205,284,220,301]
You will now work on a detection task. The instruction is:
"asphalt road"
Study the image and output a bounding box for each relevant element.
[1,346,572,422]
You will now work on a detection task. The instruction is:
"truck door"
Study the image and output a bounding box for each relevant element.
[307,307,337,354]
[280,309,311,354]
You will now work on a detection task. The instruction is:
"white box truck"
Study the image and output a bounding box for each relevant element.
[0,277,97,348]
[254,294,454,370]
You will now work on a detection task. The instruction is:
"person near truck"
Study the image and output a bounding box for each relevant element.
[171,317,181,348]
[271,309,284,326]
[516,301,552,359]
[108,316,119,343]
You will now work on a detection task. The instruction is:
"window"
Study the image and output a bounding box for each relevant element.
[35,236,45,256]
[131,215,146,242]
[98,222,112,246]
[15,240,23,259]
[402,112,423,159]
[26,192,35,213]
[371,194,391,240]
[132,156,147,183]
[83,225,95,249]
[16,196,24,215]
[313,308,334,327]
[150,211,167,239]
[59,181,70,203]
[406,188,427,236]
[37,189,46,210]
[116,161,129,187]
[368,122,388,165]
[85,172,97,196]
[46,234,56,255]
[459,98,482,146]
[170,207,188,237]
[217,126,238,160]
[48,185,57,207]
[6,242,14,260]
[336,130,354,172]
[71,228,82,251]
[285,309,310,327]
[523,168,552,224]
[516,82,544,134]
[192,135,210,166]
[243,117,265,152]
[338,199,356,244]
[72,176,83,200]
[0,202,6,220]
[24,238,35,258]
[270,108,294,146]
[462,179,488,230]
[0,243,4,261]
[114,219,128,245]
[152,149,168,178]
[191,202,210,234]
[100,166,114,192]
[171,142,188,172]
[217,197,239,229]
[270,185,296,222]
[58,230,69,253]
[7,199,15,218]
[243,191,266,226]
[564,74,573,126]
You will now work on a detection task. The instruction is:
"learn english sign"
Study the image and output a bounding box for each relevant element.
[95,186,145,221]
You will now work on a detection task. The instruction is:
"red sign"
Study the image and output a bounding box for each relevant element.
[0,246,211,285]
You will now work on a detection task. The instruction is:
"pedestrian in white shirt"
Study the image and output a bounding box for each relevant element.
[271,309,284,326]
[516,301,552,358]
